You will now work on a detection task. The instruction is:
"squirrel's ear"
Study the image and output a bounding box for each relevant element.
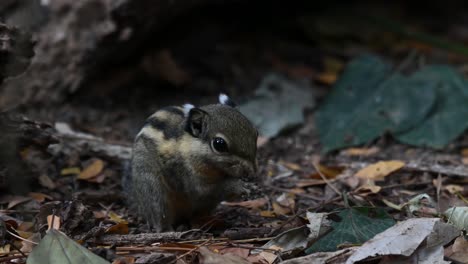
[219,93,237,107]
[186,108,207,137]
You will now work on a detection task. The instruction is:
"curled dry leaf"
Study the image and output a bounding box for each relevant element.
[406,194,437,217]
[105,223,129,235]
[355,160,405,181]
[78,159,105,180]
[355,184,381,194]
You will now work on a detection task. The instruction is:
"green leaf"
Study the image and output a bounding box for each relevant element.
[27,229,110,264]
[315,54,436,152]
[305,207,395,253]
[396,66,468,148]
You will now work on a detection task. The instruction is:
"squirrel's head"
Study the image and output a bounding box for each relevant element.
[183,94,258,181]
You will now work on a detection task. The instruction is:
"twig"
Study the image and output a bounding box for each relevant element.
[265,185,324,201]
[6,229,38,245]
[171,238,212,264]
[312,162,342,196]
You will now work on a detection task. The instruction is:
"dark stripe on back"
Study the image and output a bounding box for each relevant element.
[145,117,184,139]
[161,106,184,117]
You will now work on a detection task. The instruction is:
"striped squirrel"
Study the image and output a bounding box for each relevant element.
[129,94,258,232]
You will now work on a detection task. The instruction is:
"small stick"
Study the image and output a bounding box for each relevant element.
[6,229,38,245]
[312,162,342,196]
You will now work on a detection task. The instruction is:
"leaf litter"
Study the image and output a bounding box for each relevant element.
[2,4,468,264]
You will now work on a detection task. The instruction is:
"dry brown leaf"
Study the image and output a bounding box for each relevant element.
[93,210,106,219]
[78,159,105,180]
[309,163,344,179]
[445,185,464,194]
[222,198,268,210]
[112,256,135,264]
[198,246,250,264]
[260,211,276,218]
[446,236,468,262]
[20,232,41,253]
[85,171,108,183]
[3,195,32,209]
[28,192,52,202]
[259,245,281,264]
[106,223,129,235]
[18,221,34,232]
[341,147,380,156]
[279,161,302,171]
[215,247,251,259]
[460,148,468,157]
[276,193,295,209]
[273,202,291,216]
[61,167,81,175]
[38,174,56,189]
[47,215,61,230]
[355,184,382,194]
[0,244,10,257]
[355,160,405,181]
[462,157,468,165]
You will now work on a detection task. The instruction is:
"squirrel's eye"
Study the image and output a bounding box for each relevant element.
[212,137,228,153]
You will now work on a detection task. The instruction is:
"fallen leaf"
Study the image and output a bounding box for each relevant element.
[78,159,105,180]
[279,161,302,171]
[316,54,437,152]
[27,229,110,264]
[0,244,10,257]
[306,212,332,241]
[38,174,56,189]
[276,193,295,209]
[355,184,381,194]
[462,157,468,165]
[314,72,338,85]
[259,246,280,264]
[260,211,276,218]
[28,192,53,203]
[2,195,32,209]
[355,160,405,181]
[341,147,380,156]
[445,236,468,263]
[18,221,34,232]
[280,248,355,264]
[238,73,315,138]
[47,215,61,230]
[306,207,395,253]
[273,202,291,216]
[445,184,464,194]
[112,256,135,264]
[198,246,250,264]
[222,198,268,210]
[444,207,468,231]
[462,148,468,157]
[93,211,106,219]
[345,218,458,264]
[61,167,81,176]
[21,232,41,253]
[105,223,129,235]
[309,163,343,179]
